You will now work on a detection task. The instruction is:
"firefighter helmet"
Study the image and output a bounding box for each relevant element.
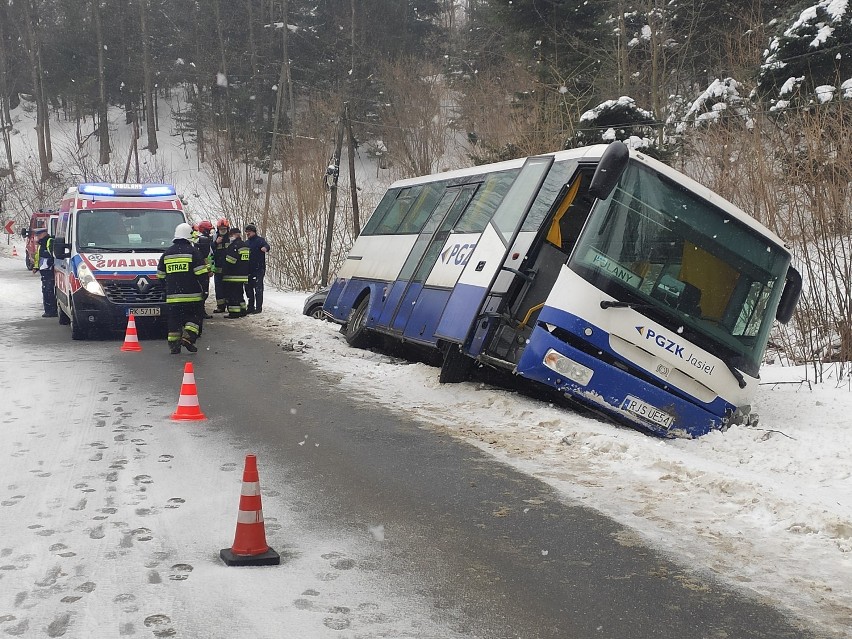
[198,220,214,233]
[174,223,194,241]
[216,218,229,229]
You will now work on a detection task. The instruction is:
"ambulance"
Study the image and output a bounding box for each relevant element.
[52,183,188,339]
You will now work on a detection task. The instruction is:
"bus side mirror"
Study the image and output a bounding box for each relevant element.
[776,266,801,324]
[588,141,629,201]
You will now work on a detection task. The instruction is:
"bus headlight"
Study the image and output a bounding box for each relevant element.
[77,262,106,296]
[543,349,593,386]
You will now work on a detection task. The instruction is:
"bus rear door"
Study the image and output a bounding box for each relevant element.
[434,156,554,353]
[382,185,478,341]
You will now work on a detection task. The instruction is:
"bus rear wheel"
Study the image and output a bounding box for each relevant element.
[344,296,372,349]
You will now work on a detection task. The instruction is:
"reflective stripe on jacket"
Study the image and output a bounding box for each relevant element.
[156,239,209,304]
[222,239,250,283]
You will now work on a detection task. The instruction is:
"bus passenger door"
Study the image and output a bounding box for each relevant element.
[385,186,476,334]
[434,156,554,351]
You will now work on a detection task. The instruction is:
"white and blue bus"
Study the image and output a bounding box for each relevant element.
[323,142,801,438]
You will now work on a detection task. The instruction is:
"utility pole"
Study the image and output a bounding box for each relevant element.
[345,103,360,237]
[320,109,346,287]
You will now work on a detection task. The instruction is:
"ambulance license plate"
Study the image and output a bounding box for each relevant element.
[621,395,673,428]
[128,307,161,317]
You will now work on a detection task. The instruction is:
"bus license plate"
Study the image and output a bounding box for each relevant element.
[621,396,673,428]
[128,307,161,317]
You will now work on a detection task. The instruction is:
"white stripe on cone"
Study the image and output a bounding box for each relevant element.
[177,394,200,407]
[236,509,264,524]
[240,482,260,496]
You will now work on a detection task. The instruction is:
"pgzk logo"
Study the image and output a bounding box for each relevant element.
[635,326,716,375]
[440,242,476,266]
[635,326,685,357]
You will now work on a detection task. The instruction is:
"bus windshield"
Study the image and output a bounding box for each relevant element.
[569,161,790,375]
[76,209,185,252]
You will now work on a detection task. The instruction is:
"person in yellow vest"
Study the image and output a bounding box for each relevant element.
[32,227,57,317]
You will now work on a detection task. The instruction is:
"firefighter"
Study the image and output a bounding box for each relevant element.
[222,227,250,318]
[156,222,209,354]
[211,218,231,313]
[32,227,57,317]
[195,220,215,319]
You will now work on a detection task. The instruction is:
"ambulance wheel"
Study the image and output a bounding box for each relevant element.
[69,302,88,340]
[58,304,70,326]
[344,296,372,349]
[439,343,473,384]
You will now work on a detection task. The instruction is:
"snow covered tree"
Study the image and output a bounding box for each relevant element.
[756,0,852,110]
[674,77,754,133]
[570,96,662,157]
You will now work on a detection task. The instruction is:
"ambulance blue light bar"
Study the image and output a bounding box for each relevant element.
[79,183,116,196]
[78,183,177,197]
[142,185,176,196]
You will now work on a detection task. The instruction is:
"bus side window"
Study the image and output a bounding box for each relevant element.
[373,188,420,234]
[361,187,410,235]
[396,184,444,234]
[455,171,517,233]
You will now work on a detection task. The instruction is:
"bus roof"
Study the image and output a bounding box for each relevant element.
[389,145,608,189]
[389,143,789,252]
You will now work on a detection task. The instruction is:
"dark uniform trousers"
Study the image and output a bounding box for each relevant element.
[40,270,57,315]
[34,235,57,315]
[167,302,203,345]
[245,267,265,312]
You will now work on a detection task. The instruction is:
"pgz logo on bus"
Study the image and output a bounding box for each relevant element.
[636,326,716,375]
[441,242,477,266]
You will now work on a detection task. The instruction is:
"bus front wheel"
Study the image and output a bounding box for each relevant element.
[344,296,372,349]
[439,344,473,384]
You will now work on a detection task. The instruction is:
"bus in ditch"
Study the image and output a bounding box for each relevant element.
[322,142,801,438]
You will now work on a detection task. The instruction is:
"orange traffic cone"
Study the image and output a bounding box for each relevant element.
[120,313,143,352]
[170,362,206,421]
[11,246,18,257]
[220,454,280,566]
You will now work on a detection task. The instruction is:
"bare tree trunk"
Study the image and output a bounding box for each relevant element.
[212,0,232,183]
[247,0,262,127]
[92,0,111,164]
[281,0,294,137]
[617,1,629,92]
[0,9,16,181]
[40,49,52,163]
[139,0,158,154]
[19,0,50,180]
[261,49,289,235]
[647,0,666,147]
[345,103,360,236]
[192,3,205,165]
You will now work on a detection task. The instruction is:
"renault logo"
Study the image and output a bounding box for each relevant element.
[137,277,152,294]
